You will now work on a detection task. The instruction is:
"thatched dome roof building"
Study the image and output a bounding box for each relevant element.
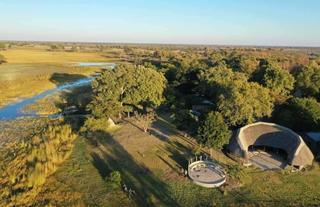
[228,122,314,169]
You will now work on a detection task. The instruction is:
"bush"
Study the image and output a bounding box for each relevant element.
[81,117,115,133]
[226,164,246,181]
[105,171,122,190]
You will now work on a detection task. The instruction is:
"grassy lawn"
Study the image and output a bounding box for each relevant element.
[34,137,133,207]
[1,114,319,206]
[41,114,320,207]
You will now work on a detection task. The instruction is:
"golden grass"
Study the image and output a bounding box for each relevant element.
[0,66,97,108]
[0,119,77,207]
[0,77,54,107]
[0,48,116,107]
[22,93,62,115]
[1,48,107,64]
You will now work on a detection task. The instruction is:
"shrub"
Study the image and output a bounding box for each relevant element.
[105,171,122,190]
[81,117,116,133]
[226,164,246,181]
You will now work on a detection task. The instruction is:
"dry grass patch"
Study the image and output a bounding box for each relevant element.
[1,48,107,64]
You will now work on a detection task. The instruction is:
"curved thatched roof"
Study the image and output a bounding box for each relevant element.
[228,122,314,168]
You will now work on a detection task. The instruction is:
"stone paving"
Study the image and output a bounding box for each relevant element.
[188,162,225,183]
[249,151,287,170]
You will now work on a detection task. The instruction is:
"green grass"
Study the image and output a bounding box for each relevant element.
[74,116,320,207]
[34,136,133,207]
[1,115,320,206]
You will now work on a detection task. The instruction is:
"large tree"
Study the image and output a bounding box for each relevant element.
[228,54,259,76]
[197,112,231,150]
[255,60,295,96]
[198,65,247,101]
[198,64,274,126]
[295,61,320,99]
[89,64,166,119]
[217,81,274,126]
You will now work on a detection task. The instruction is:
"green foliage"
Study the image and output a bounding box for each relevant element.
[81,117,112,133]
[198,64,274,126]
[228,54,259,76]
[197,112,231,150]
[89,64,167,119]
[173,109,199,134]
[226,164,246,180]
[218,81,274,126]
[208,51,226,66]
[198,65,247,100]
[275,97,320,131]
[264,67,295,96]
[272,107,296,129]
[295,61,320,99]
[105,171,122,191]
[255,60,295,96]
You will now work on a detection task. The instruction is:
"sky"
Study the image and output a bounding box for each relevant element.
[0,0,319,47]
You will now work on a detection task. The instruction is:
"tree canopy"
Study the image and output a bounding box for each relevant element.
[228,54,259,76]
[198,65,247,101]
[197,112,231,150]
[218,81,274,126]
[198,65,274,126]
[254,60,295,96]
[295,61,320,99]
[89,64,166,119]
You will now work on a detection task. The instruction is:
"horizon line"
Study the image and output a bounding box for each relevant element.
[0,39,320,49]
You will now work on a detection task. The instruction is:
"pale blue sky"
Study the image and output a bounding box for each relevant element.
[0,0,319,46]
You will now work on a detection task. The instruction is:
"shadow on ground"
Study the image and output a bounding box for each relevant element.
[88,129,180,207]
[49,72,93,131]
